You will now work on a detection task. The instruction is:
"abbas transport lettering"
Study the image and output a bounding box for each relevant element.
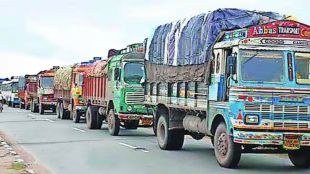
[248,20,310,39]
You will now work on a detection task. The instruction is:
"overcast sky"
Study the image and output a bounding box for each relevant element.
[0,0,309,77]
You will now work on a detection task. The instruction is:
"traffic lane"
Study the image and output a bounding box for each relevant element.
[0,108,309,174]
[111,129,309,174]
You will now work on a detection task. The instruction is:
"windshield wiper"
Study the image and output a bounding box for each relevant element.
[243,52,259,64]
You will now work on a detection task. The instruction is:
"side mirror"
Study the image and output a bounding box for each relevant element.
[228,55,237,75]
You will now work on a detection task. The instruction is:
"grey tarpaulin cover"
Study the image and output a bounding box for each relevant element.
[146,8,283,83]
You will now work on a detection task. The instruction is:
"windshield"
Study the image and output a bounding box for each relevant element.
[12,82,18,93]
[41,77,54,88]
[124,63,144,83]
[295,53,310,84]
[240,50,285,83]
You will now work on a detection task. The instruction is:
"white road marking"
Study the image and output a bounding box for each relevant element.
[119,142,149,153]
[71,127,86,133]
[27,114,36,118]
[44,119,55,123]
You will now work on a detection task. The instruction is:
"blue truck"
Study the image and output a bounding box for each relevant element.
[144,9,310,168]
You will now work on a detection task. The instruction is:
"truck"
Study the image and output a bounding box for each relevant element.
[1,77,20,107]
[31,67,58,114]
[144,8,310,168]
[0,78,9,103]
[83,43,153,136]
[54,59,98,122]
[18,75,37,110]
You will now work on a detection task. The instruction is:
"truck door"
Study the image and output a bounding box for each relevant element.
[209,49,223,101]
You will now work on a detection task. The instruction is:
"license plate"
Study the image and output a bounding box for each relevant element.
[283,134,301,150]
[128,116,140,120]
[140,119,153,126]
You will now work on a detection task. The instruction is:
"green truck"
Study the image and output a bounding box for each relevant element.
[83,43,153,135]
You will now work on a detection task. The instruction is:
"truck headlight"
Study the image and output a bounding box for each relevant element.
[127,106,132,111]
[245,115,259,125]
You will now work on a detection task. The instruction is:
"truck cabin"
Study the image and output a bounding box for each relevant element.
[109,43,145,86]
[211,20,310,101]
[210,20,310,134]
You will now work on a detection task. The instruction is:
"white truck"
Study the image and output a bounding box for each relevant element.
[1,79,20,107]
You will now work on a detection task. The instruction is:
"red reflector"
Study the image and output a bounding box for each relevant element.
[118,114,128,120]
[238,95,247,100]
[248,96,254,102]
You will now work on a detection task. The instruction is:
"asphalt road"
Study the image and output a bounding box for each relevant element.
[0,106,309,174]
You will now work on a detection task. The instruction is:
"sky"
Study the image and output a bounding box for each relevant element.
[0,0,309,77]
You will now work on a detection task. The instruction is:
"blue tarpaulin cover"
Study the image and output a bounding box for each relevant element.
[145,8,283,82]
[147,8,283,66]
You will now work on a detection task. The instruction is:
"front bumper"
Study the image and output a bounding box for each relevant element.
[118,113,153,126]
[233,130,310,146]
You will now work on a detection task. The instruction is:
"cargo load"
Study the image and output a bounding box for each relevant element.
[145,8,283,82]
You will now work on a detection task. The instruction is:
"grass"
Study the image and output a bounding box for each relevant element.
[9,162,26,170]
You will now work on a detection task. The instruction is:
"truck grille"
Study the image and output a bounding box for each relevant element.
[274,122,309,128]
[125,92,144,104]
[244,104,310,121]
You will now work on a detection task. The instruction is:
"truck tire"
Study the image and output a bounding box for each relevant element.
[214,122,241,168]
[86,106,98,129]
[56,103,60,118]
[26,104,30,110]
[30,101,34,112]
[288,148,310,168]
[107,109,120,136]
[73,110,81,123]
[39,103,44,115]
[96,112,104,129]
[19,103,25,109]
[59,103,68,119]
[157,112,184,150]
[34,104,39,113]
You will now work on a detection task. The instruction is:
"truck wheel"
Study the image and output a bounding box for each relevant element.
[34,104,39,113]
[153,119,157,135]
[96,113,104,129]
[107,109,120,136]
[157,112,184,150]
[30,101,34,112]
[214,122,241,168]
[39,103,44,115]
[73,110,81,123]
[86,106,98,129]
[56,103,60,118]
[52,106,56,113]
[288,148,310,168]
[59,103,68,119]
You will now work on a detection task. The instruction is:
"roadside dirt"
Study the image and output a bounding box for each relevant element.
[0,131,54,174]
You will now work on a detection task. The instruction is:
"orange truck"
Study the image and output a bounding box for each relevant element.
[31,67,58,114]
[18,75,37,110]
[54,59,98,122]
